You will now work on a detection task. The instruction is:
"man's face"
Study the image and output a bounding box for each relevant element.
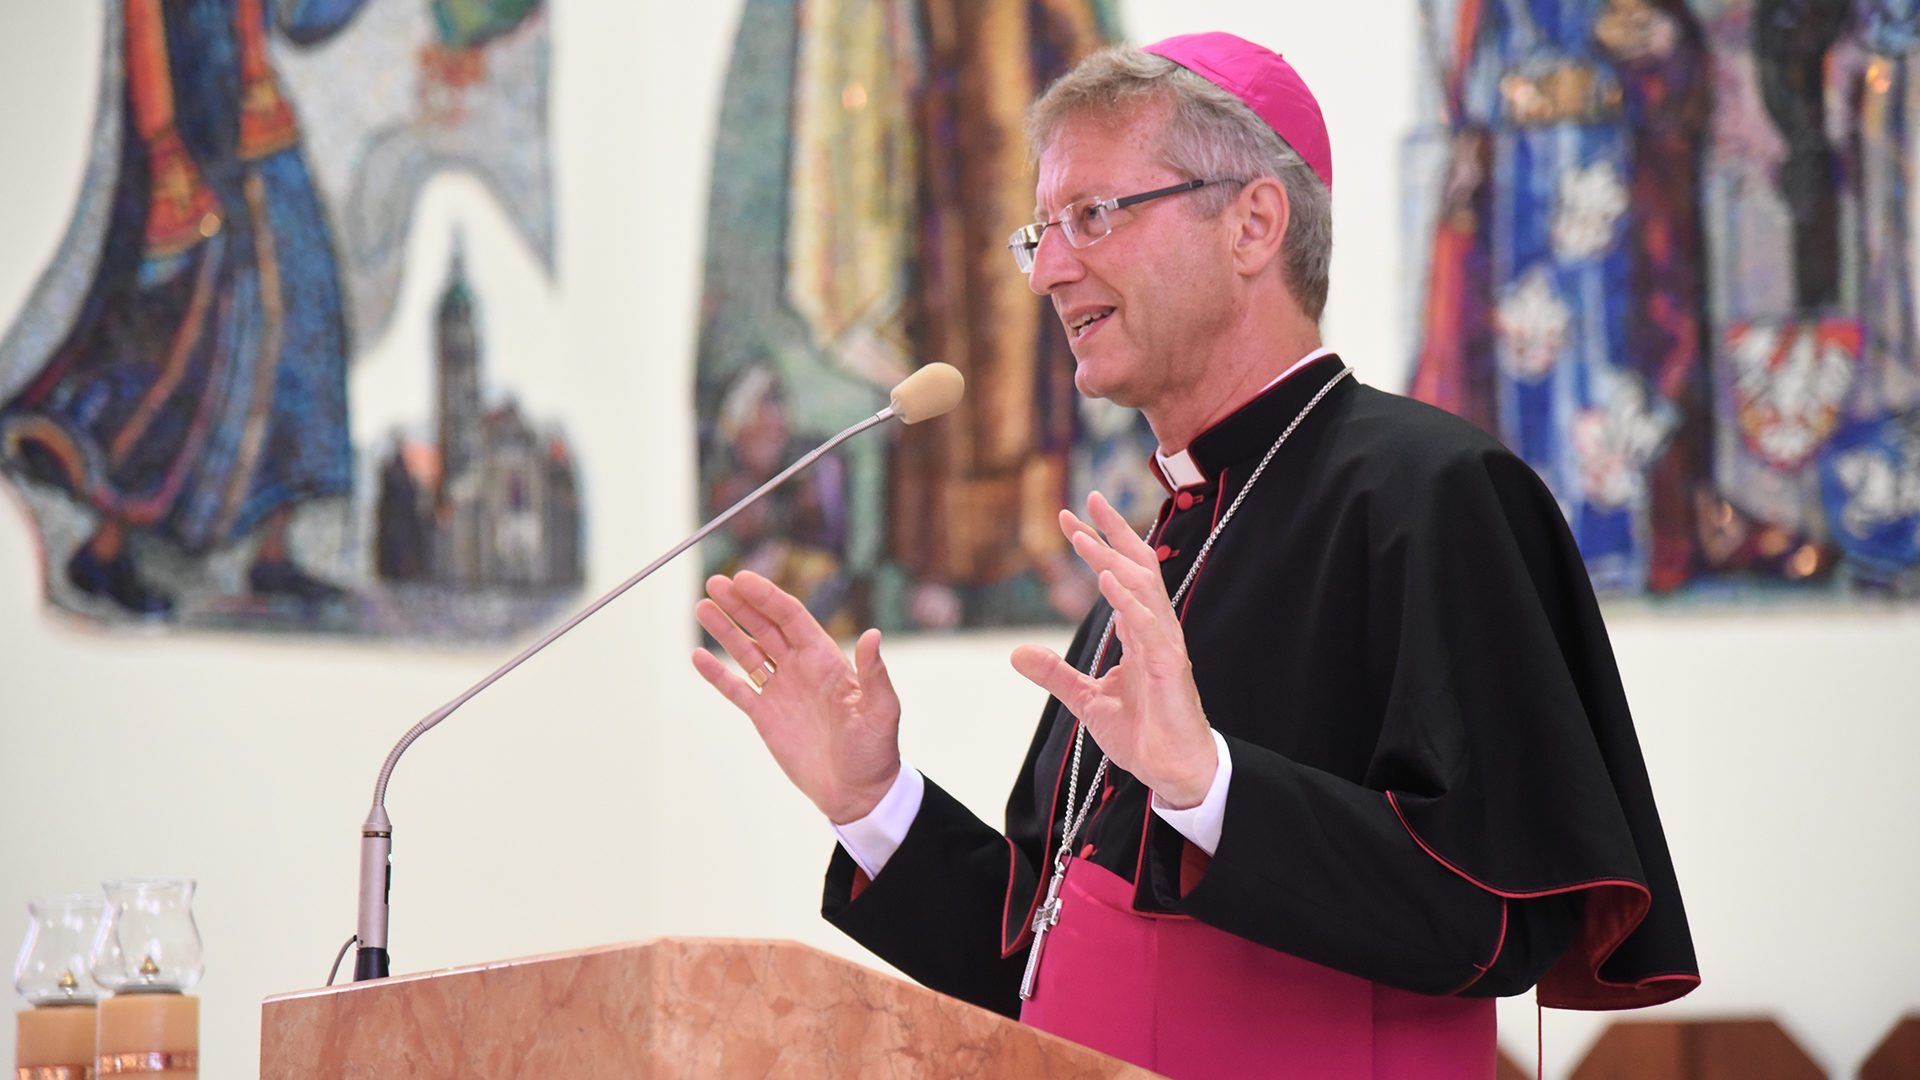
[1029,106,1236,413]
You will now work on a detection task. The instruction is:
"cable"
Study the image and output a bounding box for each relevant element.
[327,934,357,986]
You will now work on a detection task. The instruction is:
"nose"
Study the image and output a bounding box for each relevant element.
[1027,225,1084,296]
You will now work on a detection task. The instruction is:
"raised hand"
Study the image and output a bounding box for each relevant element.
[692,571,903,824]
[1009,492,1218,808]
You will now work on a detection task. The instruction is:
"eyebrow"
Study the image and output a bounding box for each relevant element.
[1033,189,1094,221]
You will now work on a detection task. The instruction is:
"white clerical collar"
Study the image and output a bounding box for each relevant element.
[1154,347,1337,489]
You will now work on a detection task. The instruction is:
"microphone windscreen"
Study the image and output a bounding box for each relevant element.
[890,363,966,423]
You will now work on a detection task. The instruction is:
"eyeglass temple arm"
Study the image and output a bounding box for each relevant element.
[1111,177,1209,211]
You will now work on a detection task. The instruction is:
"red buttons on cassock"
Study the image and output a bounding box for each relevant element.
[1175,491,1195,510]
[1155,545,1174,562]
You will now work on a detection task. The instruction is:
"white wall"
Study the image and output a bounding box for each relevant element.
[1,2,1915,1077]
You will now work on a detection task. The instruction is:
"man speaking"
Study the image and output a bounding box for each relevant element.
[692,31,1698,1079]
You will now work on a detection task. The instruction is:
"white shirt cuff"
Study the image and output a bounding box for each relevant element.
[1150,729,1231,856]
[830,763,925,880]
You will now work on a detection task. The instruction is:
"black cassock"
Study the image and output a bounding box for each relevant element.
[825,353,1700,1019]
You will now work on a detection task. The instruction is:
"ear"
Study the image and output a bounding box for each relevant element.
[1229,177,1290,278]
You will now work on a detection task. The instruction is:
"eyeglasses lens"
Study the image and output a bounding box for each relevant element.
[1008,226,1038,273]
[1065,201,1109,248]
[1009,200,1115,273]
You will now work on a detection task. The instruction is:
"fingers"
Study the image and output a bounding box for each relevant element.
[1095,568,1185,665]
[1069,491,1190,665]
[1058,506,1100,547]
[691,646,763,715]
[1095,568,1160,633]
[704,570,840,666]
[1068,527,1145,584]
[696,596,777,680]
[704,573,795,660]
[732,570,843,658]
[1054,492,1185,662]
[1085,491,1160,566]
[1058,494,1157,583]
[1068,526,1173,627]
[699,572,833,702]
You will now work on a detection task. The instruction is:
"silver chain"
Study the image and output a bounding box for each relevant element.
[1053,366,1353,859]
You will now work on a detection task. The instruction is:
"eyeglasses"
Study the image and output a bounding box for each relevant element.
[1007,178,1239,273]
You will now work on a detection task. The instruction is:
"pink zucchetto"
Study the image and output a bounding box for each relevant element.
[1141,32,1333,192]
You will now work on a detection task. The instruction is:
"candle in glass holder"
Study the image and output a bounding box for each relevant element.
[89,880,203,1079]
[12,895,104,1080]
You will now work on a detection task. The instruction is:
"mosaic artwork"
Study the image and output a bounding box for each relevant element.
[1407,0,1920,599]
[0,0,574,637]
[695,0,1161,636]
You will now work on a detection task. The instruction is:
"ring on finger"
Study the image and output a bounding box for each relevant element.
[747,657,778,689]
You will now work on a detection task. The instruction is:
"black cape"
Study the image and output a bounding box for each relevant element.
[825,355,1700,1018]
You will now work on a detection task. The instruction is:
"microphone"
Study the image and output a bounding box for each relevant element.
[347,364,963,982]
[888,361,965,423]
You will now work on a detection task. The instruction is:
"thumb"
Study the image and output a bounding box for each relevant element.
[1010,644,1094,710]
[854,627,893,696]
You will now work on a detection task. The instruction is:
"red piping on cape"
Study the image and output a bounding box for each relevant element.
[1441,899,1508,996]
[1386,791,1701,1009]
[998,833,1026,955]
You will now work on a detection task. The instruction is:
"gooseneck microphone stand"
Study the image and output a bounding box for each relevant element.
[349,365,963,982]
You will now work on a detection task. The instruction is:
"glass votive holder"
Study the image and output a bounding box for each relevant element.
[89,879,203,995]
[13,895,104,1079]
[91,879,202,1079]
[13,895,103,1006]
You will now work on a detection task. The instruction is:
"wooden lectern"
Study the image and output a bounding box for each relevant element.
[261,937,1164,1079]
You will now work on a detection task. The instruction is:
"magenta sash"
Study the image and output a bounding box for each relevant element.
[1019,859,1496,1079]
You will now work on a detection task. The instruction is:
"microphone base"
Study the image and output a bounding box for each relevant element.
[352,946,390,982]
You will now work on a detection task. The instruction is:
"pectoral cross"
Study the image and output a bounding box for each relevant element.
[1018,850,1071,1000]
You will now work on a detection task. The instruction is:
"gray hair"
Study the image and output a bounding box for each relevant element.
[1027,47,1332,321]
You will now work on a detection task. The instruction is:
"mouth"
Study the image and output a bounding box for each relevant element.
[1065,307,1114,340]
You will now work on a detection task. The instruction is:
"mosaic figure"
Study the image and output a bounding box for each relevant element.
[1412,0,1715,593]
[695,0,1131,633]
[1413,0,1920,597]
[0,0,560,631]
[0,0,370,617]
